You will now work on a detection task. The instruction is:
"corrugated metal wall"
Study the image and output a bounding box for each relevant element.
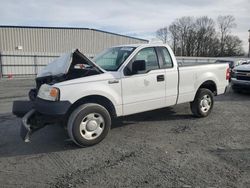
[0,26,148,56]
[0,26,148,77]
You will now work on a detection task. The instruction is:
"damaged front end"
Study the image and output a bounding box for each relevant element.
[13,101,57,142]
[12,49,103,142]
[13,98,72,142]
[20,109,56,142]
[13,100,63,142]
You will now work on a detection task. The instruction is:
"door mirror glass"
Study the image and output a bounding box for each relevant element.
[132,60,146,74]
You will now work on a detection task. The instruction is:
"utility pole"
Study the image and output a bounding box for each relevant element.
[0,51,2,79]
[248,29,250,57]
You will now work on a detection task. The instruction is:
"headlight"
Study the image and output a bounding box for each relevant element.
[37,84,60,101]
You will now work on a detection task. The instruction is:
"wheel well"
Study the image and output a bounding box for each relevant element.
[198,80,217,95]
[66,95,117,120]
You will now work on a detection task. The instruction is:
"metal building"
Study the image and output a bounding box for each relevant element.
[0,25,148,56]
[0,26,148,77]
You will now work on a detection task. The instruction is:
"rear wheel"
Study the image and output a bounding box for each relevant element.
[190,88,214,117]
[67,103,111,147]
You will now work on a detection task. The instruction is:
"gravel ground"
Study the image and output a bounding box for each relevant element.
[0,79,250,188]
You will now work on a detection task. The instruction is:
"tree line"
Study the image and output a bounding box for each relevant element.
[156,15,244,57]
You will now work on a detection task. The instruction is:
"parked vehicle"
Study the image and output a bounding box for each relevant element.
[12,44,229,147]
[231,63,250,92]
[241,61,250,65]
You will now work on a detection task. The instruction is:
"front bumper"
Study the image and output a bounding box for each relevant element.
[13,98,72,142]
[231,78,250,89]
[13,98,71,117]
[34,98,71,116]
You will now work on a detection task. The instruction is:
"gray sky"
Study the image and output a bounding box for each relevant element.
[0,0,249,52]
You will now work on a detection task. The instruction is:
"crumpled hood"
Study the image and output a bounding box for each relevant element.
[37,49,104,78]
[37,52,72,77]
[234,64,250,71]
[54,71,120,87]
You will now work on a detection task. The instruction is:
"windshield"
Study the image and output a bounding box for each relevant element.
[93,47,135,71]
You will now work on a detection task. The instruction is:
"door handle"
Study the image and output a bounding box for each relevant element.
[108,80,119,84]
[156,75,165,82]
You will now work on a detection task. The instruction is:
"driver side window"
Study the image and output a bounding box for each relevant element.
[124,47,160,75]
[124,47,159,75]
[134,47,159,73]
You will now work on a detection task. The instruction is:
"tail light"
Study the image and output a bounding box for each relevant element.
[226,67,230,80]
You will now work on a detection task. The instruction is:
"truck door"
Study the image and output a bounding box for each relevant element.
[156,47,178,106]
[121,47,166,115]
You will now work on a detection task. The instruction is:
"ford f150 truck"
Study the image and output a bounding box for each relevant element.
[12,44,229,147]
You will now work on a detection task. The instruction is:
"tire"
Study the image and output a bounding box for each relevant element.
[67,103,111,147]
[190,88,214,118]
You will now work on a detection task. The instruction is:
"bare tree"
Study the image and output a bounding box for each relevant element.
[168,17,196,56]
[195,16,216,56]
[224,35,244,56]
[217,15,237,56]
[169,23,179,54]
[175,16,195,56]
[156,15,243,57]
[156,27,168,43]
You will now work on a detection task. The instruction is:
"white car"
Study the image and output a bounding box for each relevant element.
[13,44,229,147]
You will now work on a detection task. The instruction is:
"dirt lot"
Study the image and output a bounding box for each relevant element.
[0,79,250,188]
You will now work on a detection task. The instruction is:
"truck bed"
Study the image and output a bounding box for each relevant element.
[177,63,228,104]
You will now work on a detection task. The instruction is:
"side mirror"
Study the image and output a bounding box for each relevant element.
[132,60,146,74]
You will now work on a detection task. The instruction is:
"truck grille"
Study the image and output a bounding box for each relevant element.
[236,70,250,81]
[236,76,250,81]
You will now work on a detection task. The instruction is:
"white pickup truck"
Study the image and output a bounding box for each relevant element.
[13,44,229,147]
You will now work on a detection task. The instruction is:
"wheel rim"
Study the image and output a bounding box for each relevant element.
[199,94,212,113]
[79,113,105,140]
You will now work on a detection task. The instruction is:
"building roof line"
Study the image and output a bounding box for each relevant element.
[0,25,149,42]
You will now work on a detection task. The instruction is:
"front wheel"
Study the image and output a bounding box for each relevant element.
[67,103,111,147]
[190,88,214,118]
